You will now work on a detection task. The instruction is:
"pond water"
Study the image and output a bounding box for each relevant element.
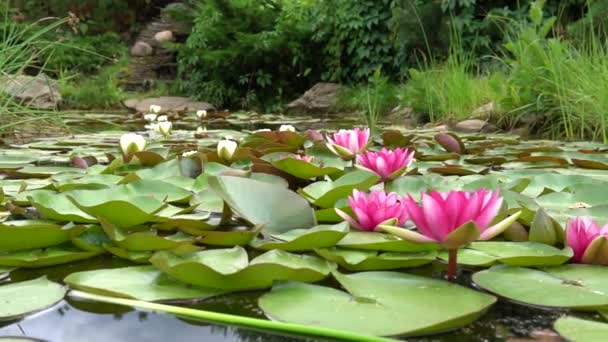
[1,111,607,342]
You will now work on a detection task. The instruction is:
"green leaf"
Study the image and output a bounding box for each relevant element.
[315,248,436,271]
[0,245,100,268]
[0,277,66,320]
[468,241,572,267]
[64,266,226,301]
[271,157,343,180]
[208,176,315,235]
[259,271,496,336]
[150,246,335,290]
[473,264,608,310]
[28,192,96,223]
[0,220,82,252]
[299,171,380,208]
[554,317,608,342]
[337,231,438,252]
[249,222,349,251]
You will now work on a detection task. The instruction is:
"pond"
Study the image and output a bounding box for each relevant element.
[1,111,608,342]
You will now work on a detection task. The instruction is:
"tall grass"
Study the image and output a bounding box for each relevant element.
[0,8,67,134]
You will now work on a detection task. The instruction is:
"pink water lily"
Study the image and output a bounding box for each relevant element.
[326,128,370,160]
[566,217,608,265]
[336,189,408,231]
[356,147,414,181]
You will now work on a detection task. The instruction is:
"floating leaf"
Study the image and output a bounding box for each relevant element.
[316,248,437,271]
[0,245,100,268]
[299,171,380,208]
[150,246,335,290]
[438,249,497,267]
[0,277,66,320]
[337,231,438,252]
[259,271,496,336]
[473,264,608,310]
[0,220,82,252]
[554,317,608,342]
[249,222,349,251]
[64,266,226,301]
[28,192,96,223]
[271,157,343,180]
[468,242,572,267]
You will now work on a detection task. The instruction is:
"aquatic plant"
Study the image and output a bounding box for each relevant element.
[355,147,414,181]
[119,133,146,161]
[217,139,238,161]
[326,128,370,160]
[566,217,608,265]
[336,190,408,232]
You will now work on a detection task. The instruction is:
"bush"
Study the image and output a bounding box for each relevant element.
[177,0,323,110]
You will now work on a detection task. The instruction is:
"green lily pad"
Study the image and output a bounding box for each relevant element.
[104,245,152,263]
[208,176,315,236]
[438,249,498,267]
[28,192,96,223]
[337,231,438,252]
[473,264,608,310]
[0,245,100,268]
[150,246,335,290]
[0,277,66,320]
[249,222,349,251]
[259,271,496,336]
[101,219,195,252]
[53,174,122,192]
[64,266,226,301]
[195,228,260,246]
[316,248,437,271]
[554,317,608,342]
[468,242,573,267]
[70,225,111,253]
[271,157,343,180]
[0,220,82,252]
[299,171,380,208]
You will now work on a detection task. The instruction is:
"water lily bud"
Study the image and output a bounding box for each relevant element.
[503,221,529,242]
[149,105,162,114]
[157,115,168,122]
[155,121,173,136]
[144,114,157,122]
[120,133,146,159]
[279,124,296,132]
[196,110,207,119]
[217,139,238,161]
[529,208,559,245]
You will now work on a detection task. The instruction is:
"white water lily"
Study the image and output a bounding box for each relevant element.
[157,115,168,122]
[279,124,296,132]
[182,150,198,157]
[120,133,146,158]
[149,105,162,114]
[197,126,207,133]
[255,128,271,133]
[217,139,238,161]
[155,121,173,136]
[144,114,157,122]
[196,110,207,119]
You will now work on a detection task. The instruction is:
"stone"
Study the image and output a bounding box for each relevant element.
[0,74,62,109]
[454,119,489,133]
[287,83,341,114]
[154,30,174,44]
[130,41,153,57]
[123,96,215,114]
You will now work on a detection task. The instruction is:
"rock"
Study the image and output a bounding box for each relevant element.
[471,101,496,119]
[130,41,153,57]
[154,30,174,44]
[123,96,215,114]
[0,74,62,109]
[287,83,341,114]
[454,119,490,133]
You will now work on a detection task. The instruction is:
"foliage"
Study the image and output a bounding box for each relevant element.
[177,0,323,109]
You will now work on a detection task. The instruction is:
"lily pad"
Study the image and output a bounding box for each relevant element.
[299,171,380,209]
[473,264,608,310]
[0,245,100,268]
[208,176,315,236]
[259,271,496,336]
[337,231,438,252]
[467,242,573,267]
[249,222,349,251]
[554,317,608,342]
[0,220,82,252]
[316,248,437,271]
[438,249,498,267]
[64,266,226,301]
[271,157,343,180]
[28,192,96,223]
[150,246,335,290]
[0,277,66,320]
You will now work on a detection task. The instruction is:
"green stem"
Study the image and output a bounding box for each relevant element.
[71,291,396,342]
[447,249,458,282]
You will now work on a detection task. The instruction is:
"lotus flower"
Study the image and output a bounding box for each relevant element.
[120,133,146,160]
[196,110,207,119]
[336,190,408,231]
[356,147,414,181]
[217,139,238,161]
[566,217,608,265]
[149,105,162,114]
[155,121,173,137]
[279,125,296,132]
[380,189,520,249]
[326,128,370,160]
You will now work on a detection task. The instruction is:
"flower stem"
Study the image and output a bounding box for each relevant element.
[447,249,458,282]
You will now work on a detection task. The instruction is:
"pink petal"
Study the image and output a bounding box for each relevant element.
[422,193,450,241]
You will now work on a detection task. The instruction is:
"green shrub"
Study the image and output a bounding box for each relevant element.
[177,0,323,110]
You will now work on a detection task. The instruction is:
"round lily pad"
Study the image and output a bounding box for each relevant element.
[554,317,608,341]
[0,277,66,320]
[249,222,349,251]
[316,248,437,271]
[468,241,573,267]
